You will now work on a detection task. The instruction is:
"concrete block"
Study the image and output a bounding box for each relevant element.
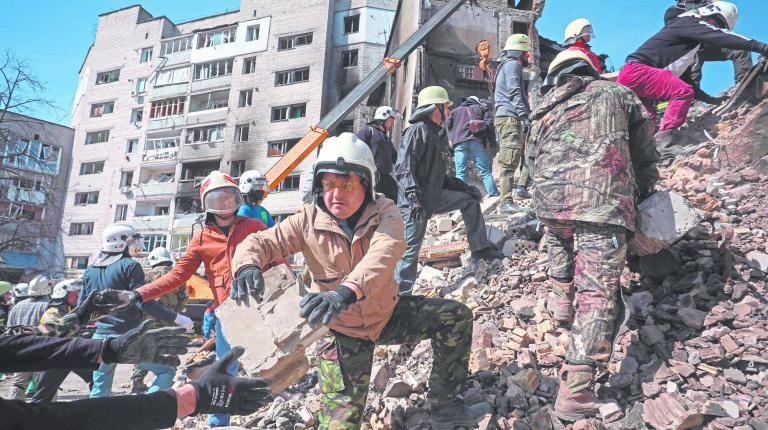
[486,225,507,248]
[217,265,328,393]
[630,191,703,256]
[417,265,444,283]
[503,239,537,257]
[746,251,768,272]
[436,217,453,232]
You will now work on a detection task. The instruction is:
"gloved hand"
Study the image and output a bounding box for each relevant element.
[94,289,142,312]
[638,185,656,203]
[520,116,531,135]
[102,320,188,366]
[175,313,194,331]
[231,265,265,303]
[70,291,125,325]
[191,347,272,415]
[409,203,425,222]
[299,285,357,325]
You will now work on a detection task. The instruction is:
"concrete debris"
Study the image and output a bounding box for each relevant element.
[630,191,703,256]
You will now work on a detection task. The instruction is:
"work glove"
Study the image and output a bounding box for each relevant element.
[70,291,127,325]
[102,320,189,366]
[409,203,425,222]
[175,313,195,332]
[93,289,143,312]
[191,347,272,415]
[231,265,265,304]
[299,285,357,325]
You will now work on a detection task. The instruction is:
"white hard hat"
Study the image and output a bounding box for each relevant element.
[52,279,82,300]
[373,106,401,121]
[28,275,52,297]
[147,246,173,266]
[200,171,243,215]
[564,18,594,45]
[697,1,738,30]
[239,170,270,195]
[313,133,377,197]
[13,283,29,297]
[102,223,143,255]
[548,50,598,75]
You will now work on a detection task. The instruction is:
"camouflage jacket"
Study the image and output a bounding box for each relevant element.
[2,312,81,338]
[526,76,659,230]
[144,265,187,314]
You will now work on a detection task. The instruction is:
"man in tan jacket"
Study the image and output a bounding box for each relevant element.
[231,133,476,430]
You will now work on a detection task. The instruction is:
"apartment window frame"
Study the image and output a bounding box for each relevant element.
[149,97,186,119]
[2,139,61,175]
[270,103,307,122]
[95,69,120,85]
[126,139,139,154]
[69,222,95,236]
[90,101,115,118]
[135,78,147,94]
[66,256,90,270]
[114,204,128,222]
[189,90,229,113]
[267,138,300,157]
[84,130,110,145]
[155,67,189,87]
[242,57,257,74]
[193,58,234,81]
[245,24,260,42]
[186,124,225,144]
[235,124,250,143]
[277,32,313,51]
[119,170,134,188]
[144,137,179,151]
[79,161,105,175]
[275,175,301,192]
[238,89,254,107]
[341,49,359,68]
[230,160,246,178]
[74,191,100,206]
[197,27,237,49]
[130,108,144,123]
[140,47,153,63]
[160,36,192,56]
[274,67,309,86]
[142,234,168,250]
[344,15,360,34]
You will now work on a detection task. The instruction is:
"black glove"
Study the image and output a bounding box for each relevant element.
[102,320,188,366]
[638,186,656,203]
[231,265,265,304]
[191,347,272,415]
[299,285,357,325]
[94,289,142,311]
[70,291,125,325]
[409,203,425,222]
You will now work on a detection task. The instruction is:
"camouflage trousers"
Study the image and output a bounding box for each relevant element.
[494,116,530,201]
[541,219,627,368]
[316,296,473,429]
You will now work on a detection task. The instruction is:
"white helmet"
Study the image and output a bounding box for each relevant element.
[373,106,401,122]
[200,171,243,215]
[52,279,82,300]
[313,133,377,197]
[147,246,173,267]
[102,224,143,255]
[696,1,738,30]
[28,275,52,297]
[13,283,29,297]
[564,18,594,45]
[239,170,270,195]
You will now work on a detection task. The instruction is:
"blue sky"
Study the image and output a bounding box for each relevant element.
[1,1,766,125]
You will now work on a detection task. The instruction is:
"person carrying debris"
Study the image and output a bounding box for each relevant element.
[527,50,660,421]
[394,86,504,295]
[238,170,277,228]
[618,1,768,151]
[563,18,603,73]
[356,106,401,202]
[447,96,500,198]
[230,133,477,429]
[494,34,533,213]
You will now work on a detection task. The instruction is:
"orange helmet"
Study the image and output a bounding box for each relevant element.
[199,171,243,215]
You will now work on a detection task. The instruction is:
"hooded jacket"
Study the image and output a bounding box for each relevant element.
[567,40,603,73]
[447,98,495,146]
[494,51,530,119]
[356,122,397,175]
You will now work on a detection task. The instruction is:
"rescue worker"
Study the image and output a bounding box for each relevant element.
[618,1,768,150]
[355,105,401,202]
[113,171,269,428]
[494,34,532,213]
[395,86,504,295]
[563,18,603,73]
[0,281,12,328]
[6,275,52,400]
[527,50,660,420]
[230,133,477,429]
[11,282,29,305]
[447,96,500,197]
[238,170,277,228]
[78,224,179,398]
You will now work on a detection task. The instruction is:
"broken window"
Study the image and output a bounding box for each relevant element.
[189,90,230,112]
[155,67,189,86]
[235,124,250,143]
[149,97,186,118]
[275,175,300,192]
[230,160,246,178]
[277,32,313,51]
[142,234,167,250]
[74,191,99,206]
[90,101,115,117]
[275,67,309,86]
[114,205,128,222]
[79,161,105,175]
[341,49,358,68]
[197,27,237,48]
[239,89,254,107]
[193,58,234,80]
[69,222,95,236]
[85,130,110,145]
[242,57,257,74]
[131,108,143,123]
[126,139,139,154]
[246,24,260,41]
[160,36,192,56]
[186,124,225,144]
[344,15,360,34]
[96,69,120,85]
[271,103,306,122]
[267,138,300,157]
[120,170,133,187]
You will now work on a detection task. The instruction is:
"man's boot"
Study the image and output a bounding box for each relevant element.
[431,400,479,429]
[513,185,531,199]
[547,279,575,325]
[499,199,522,214]
[471,246,505,263]
[554,363,604,421]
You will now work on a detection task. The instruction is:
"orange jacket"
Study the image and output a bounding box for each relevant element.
[568,40,603,74]
[138,216,266,308]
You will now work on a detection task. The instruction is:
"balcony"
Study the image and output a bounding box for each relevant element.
[132,215,171,231]
[134,181,176,200]
[173,213,201,231]
[142,147,179,165]
[177,180,198,196]
[152,83,189,99]
[4,186,45,205]
[190,75,231,93]
[148,115,185,131]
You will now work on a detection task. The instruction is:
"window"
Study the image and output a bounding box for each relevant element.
[186,124,225,144]
[193,59,234,80]
[79,161,105,175]
[85,130,110,145]
[271,103,306,122]
[456,65,476,80]
[149,97,185,118]
[235,125,250,143]
[276,175,300,192]
[344,15,360,34]
[142,234,167,250]
[144,137,179,150]
[135,78,147,94]
[238,89,254,107]
[131,108,143,123]
[126,139,139,154]
[2,139,61,174]
[154,206,170,216]
[90,101,115,117]
[267,138,300,157]
[181,161,220,181]
[69,222,94,236]
[277,32,313,51]
[96,69,120,84]
[160,36,192,56]
[341,49,358,68]
[66,256,90,270]
[242,57,257,74]
[197,27,237,48]
[115,204,128,222]
[338,120,354,134]
[74,191,99,205]
[120,171,134,187]
[246,24,260,41]
[230,160,246,178]
[155,67,189,86]
[275,67,309,86]
[140,47,153,63]
[189,90,229,112]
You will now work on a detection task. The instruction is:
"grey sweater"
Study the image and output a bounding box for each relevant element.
[494,52,530,119]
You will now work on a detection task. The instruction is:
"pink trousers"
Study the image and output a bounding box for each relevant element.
[617,62,694,132]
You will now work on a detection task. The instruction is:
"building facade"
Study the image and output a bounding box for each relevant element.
[0,112,74,282]
[62,1,396,272]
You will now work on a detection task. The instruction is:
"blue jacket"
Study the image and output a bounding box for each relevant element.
[237,203,276,228]
[494,52,530,119]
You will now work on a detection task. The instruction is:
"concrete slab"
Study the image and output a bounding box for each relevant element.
[630,191,703,256]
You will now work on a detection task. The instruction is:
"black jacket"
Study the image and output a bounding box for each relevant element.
[447,99,495,147]
[356,123,397,175]
[627,16,767,70]
[395,107,471,215]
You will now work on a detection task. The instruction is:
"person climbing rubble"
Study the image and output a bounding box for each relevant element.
[494,34,533,213]
[618,1,768,152]
[356,105,401,202]
[563,18,603,73]
[527,49,660,421]
[230,133,478,430]
[447,96,500,198]
[238,170,277,228]
[394,86,504,295]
